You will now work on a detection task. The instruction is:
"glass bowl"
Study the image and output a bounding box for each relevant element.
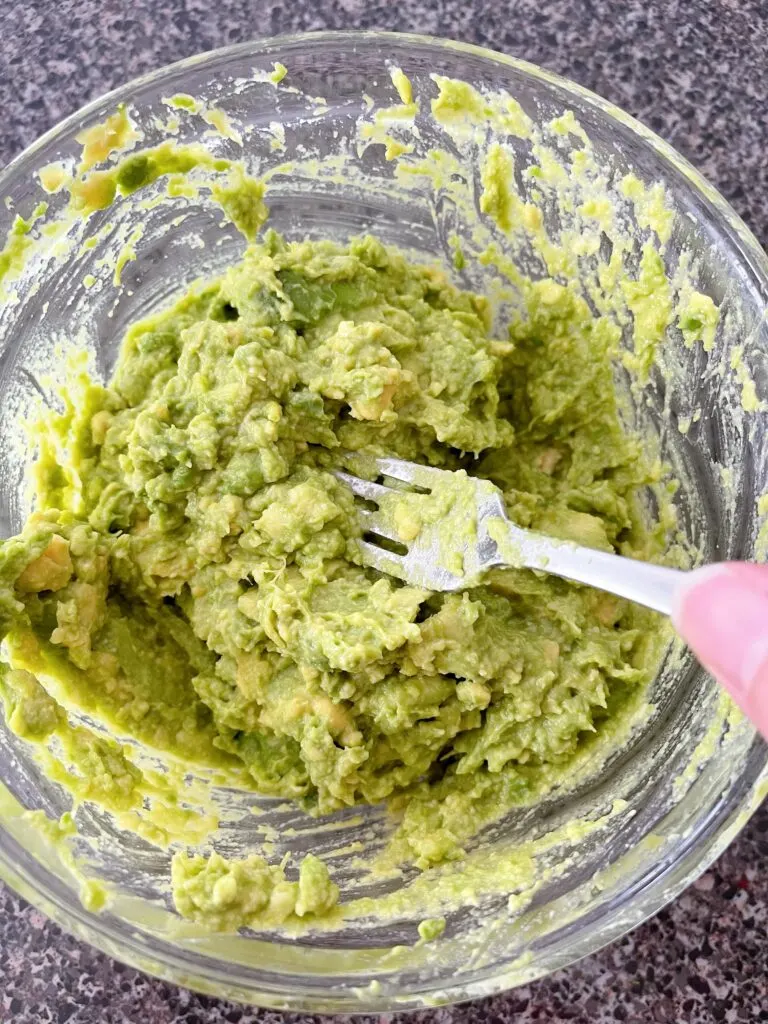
[0,30,767,1012]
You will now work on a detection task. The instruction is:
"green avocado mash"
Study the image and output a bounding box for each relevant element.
[0,223,668,930]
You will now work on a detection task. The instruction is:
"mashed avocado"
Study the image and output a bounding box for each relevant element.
[0,227,668,930]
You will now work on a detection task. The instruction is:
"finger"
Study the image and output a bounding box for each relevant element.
[673,562,768,740]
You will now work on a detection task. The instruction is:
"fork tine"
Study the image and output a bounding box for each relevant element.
[333,469,392,503]
[358,508,402,543]
[357,539,408,580]
[374,456,444,491]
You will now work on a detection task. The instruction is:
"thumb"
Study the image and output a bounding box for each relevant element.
[673,562,768,740]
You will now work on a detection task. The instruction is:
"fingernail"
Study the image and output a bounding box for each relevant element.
[673,562,768,703]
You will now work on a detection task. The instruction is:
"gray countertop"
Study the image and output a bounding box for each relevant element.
[1,2,768,1022]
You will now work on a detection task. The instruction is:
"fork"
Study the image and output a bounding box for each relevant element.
[333,456,688,615]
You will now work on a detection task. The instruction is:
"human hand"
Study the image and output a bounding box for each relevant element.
[673,563,768,739]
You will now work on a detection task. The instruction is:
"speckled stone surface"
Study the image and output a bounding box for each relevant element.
[1,2,768,1022]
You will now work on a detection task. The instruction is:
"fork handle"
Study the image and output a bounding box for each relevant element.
[513,536,689,616]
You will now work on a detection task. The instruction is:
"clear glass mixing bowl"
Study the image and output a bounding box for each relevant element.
[0,31,767,1012]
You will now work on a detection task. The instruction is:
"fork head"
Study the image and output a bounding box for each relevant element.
[333,456,508,591]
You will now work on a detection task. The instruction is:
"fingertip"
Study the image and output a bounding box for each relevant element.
[671,562,732,632]
[674,562,768,708]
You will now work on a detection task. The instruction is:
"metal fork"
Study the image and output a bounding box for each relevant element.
[333,456,688,615]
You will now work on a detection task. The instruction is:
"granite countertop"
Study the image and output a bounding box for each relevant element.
[1,1,767,1021]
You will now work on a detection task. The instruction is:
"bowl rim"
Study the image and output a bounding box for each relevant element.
[1,28,767,1014]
